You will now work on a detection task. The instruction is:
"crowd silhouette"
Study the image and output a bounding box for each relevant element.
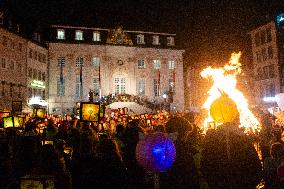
[0,110,283,189]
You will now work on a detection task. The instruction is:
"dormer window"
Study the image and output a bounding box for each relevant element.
[167,37,175,46]
[152,35,160,45]
[75,30,83,40]
[33,33,41,42]
[93,31,100,41]
[57,29,65,40]
[137,34,145,44]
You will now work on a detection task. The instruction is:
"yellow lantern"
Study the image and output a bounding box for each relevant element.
[210,94,239,124]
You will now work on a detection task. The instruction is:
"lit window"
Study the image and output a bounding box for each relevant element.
[138,59,145,69]
[76,57,84,67]
[75,30,83,40]
[93,32,100,41]
[57,76,65,96]
[137,34,145,44]
[57,29,65,40]
[153,59,161,69]
[167,37,175,46]
[114,78,126,94]
[152,35,160,45]
[92,57,100,67]
[168,60,175,69]
[137,77,145,96]
[153,79,160,96]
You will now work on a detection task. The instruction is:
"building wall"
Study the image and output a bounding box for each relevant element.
[0,27,27,110]
[26,41,48,101]
[48,43,184,114]
[250,21,280,107]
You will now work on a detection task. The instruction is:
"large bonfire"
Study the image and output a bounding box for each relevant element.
[201,52,260,133]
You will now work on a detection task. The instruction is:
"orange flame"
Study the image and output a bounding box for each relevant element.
[201,52,260,133]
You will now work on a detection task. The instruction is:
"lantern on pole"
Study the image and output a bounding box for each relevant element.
[136,132,176,172]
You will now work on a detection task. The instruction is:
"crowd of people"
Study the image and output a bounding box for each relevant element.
[0,109,283,189]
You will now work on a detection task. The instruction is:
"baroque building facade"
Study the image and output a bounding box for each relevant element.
[48,25,185,114]
[249,14,284,109]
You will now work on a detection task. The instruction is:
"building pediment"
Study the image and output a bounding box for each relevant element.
[106,26,133,45]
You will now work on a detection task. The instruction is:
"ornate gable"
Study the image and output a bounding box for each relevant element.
[106,26,133,45]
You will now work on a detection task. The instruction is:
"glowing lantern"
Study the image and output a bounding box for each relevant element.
[136,132,176,172]
[210,94,239,124]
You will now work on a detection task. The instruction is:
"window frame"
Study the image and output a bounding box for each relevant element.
[138,59,145,69]
[75,30,84,41]
[152,35,160,45]
[137,34,145,44]
[93,31,101,41]
[57,29,65,40]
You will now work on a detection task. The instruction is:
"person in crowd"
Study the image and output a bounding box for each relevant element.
[54,139,71,171]
[0,129,12,188]
[36,144,72,189]
[13,122,41,178]
[200,116,262,189]
[79,122,96,158]
[113,123,125,154]
[123,120,149,188]
[54,121,69,142]
[160,116,200,189]
[80,138,127,189]
[264,142,284,189]
[45,119,58,141]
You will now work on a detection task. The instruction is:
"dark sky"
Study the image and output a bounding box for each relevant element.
[3,0,284,67]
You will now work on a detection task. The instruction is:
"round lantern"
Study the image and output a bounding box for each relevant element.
[210,94,238,124]
[136,132,176,172]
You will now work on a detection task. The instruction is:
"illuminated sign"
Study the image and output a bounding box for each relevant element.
[31,80,45,88]
[276,13,284,25]
[28,96,47,106]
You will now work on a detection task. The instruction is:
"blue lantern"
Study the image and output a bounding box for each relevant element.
[136,132,176,172]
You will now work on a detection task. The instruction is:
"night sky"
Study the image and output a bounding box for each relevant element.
[3,0,284,68]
